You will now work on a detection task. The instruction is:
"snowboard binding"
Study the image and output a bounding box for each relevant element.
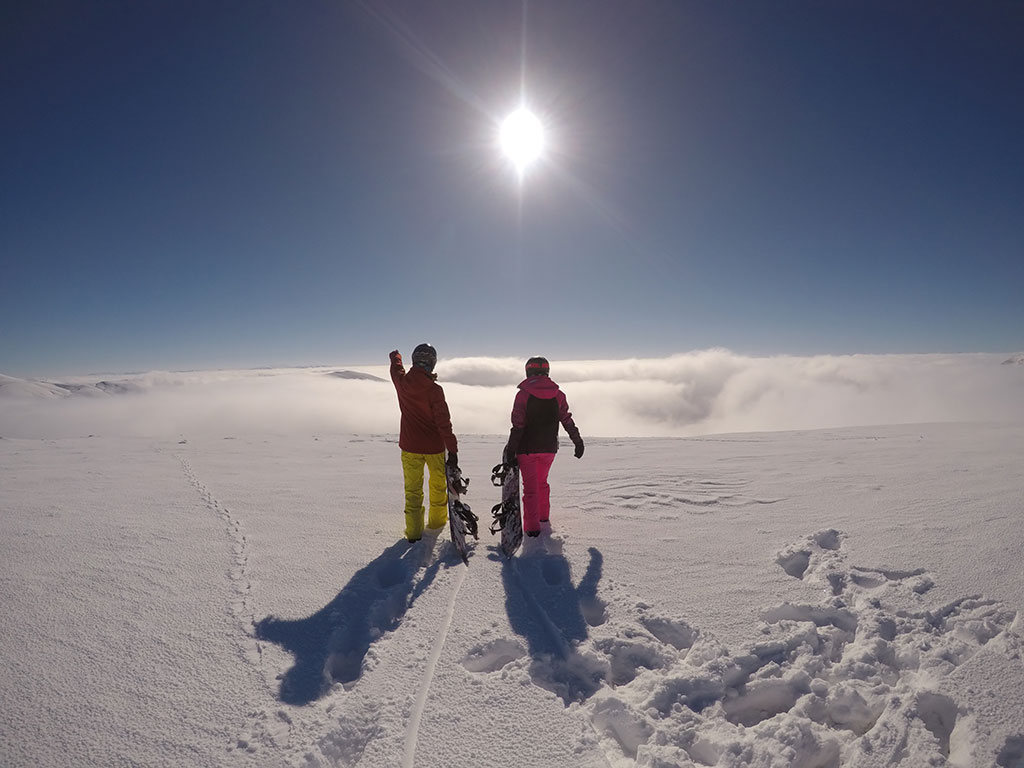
[452,499,479,539]
[489,462,523,557]
[446,461,478,564]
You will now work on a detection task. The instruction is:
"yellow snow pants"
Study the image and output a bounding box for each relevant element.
[401,451,448,540]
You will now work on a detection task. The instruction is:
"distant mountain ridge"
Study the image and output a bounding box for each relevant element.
[0,374,71,399]
[0,374,144,399]
[0,368,387,400]
[325,370,386,382]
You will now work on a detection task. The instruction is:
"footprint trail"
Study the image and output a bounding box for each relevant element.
[463,529,1021,767]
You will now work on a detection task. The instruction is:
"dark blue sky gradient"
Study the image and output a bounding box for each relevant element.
[2,1,1022,376]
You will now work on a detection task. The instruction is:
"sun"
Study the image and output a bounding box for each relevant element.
[499,108,545,174]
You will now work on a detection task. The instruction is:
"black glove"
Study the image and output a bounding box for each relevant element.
[446,452,459,468]
[574,441,585,459]
[502,448,517,468]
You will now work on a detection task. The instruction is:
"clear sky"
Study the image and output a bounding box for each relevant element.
[2,1,1022,377]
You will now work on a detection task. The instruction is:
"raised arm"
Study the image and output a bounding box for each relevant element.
[389,349,405,388]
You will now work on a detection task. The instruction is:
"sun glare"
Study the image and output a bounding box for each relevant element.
[499,108,544,174]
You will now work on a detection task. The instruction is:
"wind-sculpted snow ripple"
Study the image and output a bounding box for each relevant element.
[582,472,783,520]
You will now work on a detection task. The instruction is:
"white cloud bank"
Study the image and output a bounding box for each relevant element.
[2,350,1023,440]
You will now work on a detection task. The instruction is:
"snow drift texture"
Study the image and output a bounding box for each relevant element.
[2,425,1023,767]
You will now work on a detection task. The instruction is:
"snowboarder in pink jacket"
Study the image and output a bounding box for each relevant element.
[503,356,585,536]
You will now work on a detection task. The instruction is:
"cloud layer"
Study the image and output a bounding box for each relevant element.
[2,351,1023,440]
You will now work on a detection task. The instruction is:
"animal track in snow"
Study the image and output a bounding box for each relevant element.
[179,455,293,757]
[179,456,257,640]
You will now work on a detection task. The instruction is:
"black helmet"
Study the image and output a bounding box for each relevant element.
[412,343,437,372]
[525,356,550,377]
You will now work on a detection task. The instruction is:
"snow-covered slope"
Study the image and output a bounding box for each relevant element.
[0,374,146,399]
[0,373,72,399]
[1,423,1022,767]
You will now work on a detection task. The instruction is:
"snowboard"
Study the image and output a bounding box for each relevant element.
[490,462,523,558]
[445,460,478,565]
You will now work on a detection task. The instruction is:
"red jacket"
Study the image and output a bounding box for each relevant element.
[391,360,458,455]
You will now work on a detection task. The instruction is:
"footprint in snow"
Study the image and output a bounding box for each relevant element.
[461,638,527,673]
[464,529,1020,767]
[569,531,1020,768]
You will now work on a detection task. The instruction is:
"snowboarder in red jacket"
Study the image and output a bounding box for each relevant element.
[390,344,459,542]
[503,356,584,536]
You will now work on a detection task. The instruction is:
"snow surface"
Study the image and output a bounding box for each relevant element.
[2,413,1023,766]
[2,357,1023,766]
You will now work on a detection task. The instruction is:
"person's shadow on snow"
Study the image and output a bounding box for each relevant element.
[255,540,440,705]
[498,544,607,704]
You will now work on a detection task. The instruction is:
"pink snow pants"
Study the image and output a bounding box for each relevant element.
[518,452,556,533]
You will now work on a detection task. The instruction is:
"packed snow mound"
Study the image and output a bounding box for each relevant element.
[1002,354,1024,365]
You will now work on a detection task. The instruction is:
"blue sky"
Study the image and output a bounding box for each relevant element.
[2,1,1022,377]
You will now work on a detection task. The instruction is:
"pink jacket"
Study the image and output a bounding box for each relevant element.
[505,376,582,457]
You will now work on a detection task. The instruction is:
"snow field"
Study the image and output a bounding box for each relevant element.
[1,423,1022,767]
